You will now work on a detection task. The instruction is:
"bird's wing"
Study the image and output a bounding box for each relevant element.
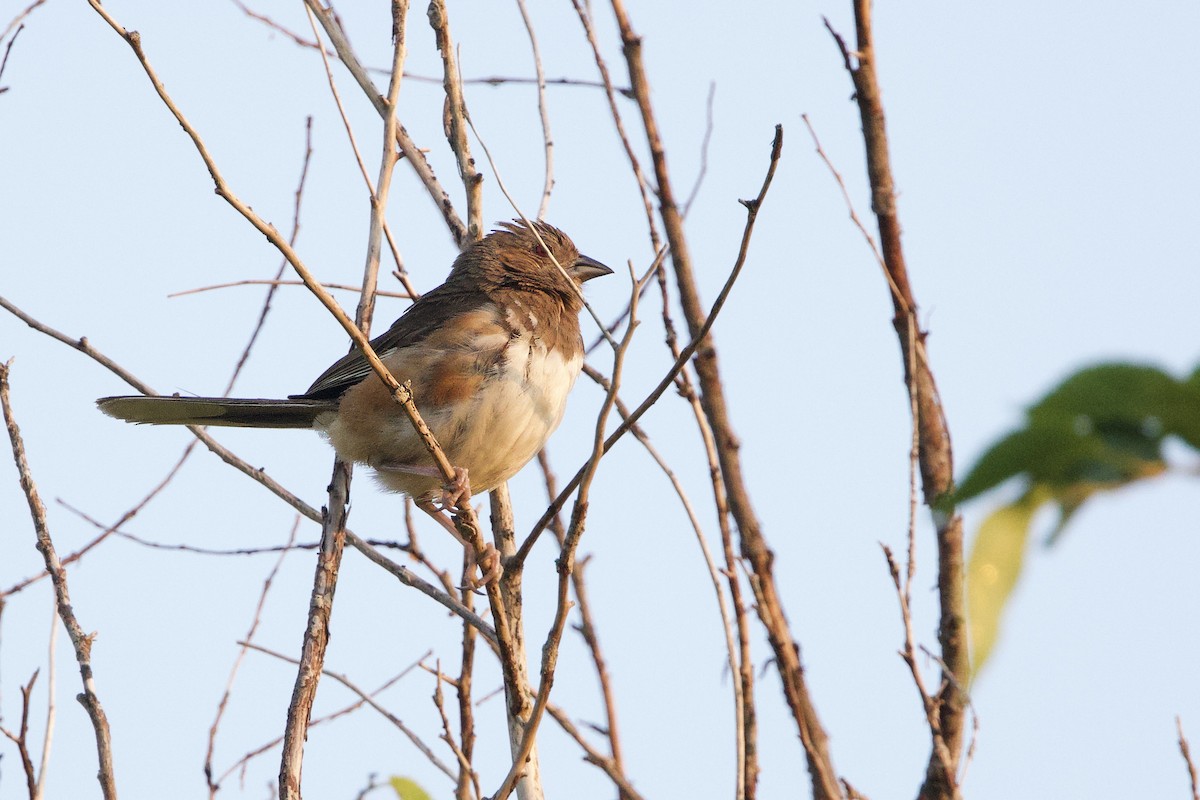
[294,284,493,400]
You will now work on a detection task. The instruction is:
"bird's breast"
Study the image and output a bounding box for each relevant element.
[440,331,583,491]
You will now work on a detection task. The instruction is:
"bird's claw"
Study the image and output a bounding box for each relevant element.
[437,466,471,512]
[461,542,502,591]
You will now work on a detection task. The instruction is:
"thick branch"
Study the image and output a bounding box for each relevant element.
[827,3,968,797]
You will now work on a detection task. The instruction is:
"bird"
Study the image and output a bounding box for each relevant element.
[98,219,612,585]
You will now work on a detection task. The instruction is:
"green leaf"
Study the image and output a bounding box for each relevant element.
[967,489,1049,679]
[1028,363,1178,423]
[1029,362,1200,450]
[954,423,1136,503]
[390,777,433,800]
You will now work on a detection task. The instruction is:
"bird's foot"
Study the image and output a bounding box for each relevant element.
[415,496,500,591]
[436,466,471,512]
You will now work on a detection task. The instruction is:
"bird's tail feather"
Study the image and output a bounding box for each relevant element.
[97,395,335,429]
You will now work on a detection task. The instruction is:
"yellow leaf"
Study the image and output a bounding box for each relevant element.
[967,489,1050,680]
[390,776,433,800]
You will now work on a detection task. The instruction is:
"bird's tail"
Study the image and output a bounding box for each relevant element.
[97,395,336,429]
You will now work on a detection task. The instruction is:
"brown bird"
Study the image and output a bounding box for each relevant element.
[98,220,612,584]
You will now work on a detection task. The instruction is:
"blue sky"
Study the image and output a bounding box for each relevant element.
[2,2,1199,799]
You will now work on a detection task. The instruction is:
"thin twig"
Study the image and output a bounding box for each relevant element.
[579,364,744,799]
[432,661,480,800]
[427,0,483,240]
[882,545,955,779]
[168,279,411,300]
[563,556,632,798]
[512,0,554,218]
[570,0,662,254]
[1179,717,1199,800]
[0,22,26,90]
[799,113,899,305]
[2,0,45,45]
[1,361,118,800]
[545,705,646,800]
[37,607,58,800]
[214,653,431,787]
[303,0,468,247]
[0,670,38,799]
[681,82,716,218]
[206,519,299,798]
[222,117,317,391]
[231,1,628,94]
[244,641,456,780]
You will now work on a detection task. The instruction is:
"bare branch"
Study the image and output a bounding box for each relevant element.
[0,670,38,800]
[244,641,456,781]
[825,6,967,796]
[1,361,118,800]
[214,653,432,787]
[37,608,58,800]
[606,5,842,794]
[1180,717,1200,800]
[169,279,411,300]
[2,0,45,45]
[206,519,299,798]
[512,0,554,218]
[570,0,662,253]
[427,0,483,240]
[303,0,469,247]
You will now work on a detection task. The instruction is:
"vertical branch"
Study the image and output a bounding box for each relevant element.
[512,0,554,218]
[490,483,542,800]
[825,3,967,798]
[570,0,662,252]
[537,454,634,796]
[1,361,118,800]
[37,608,58,800]
[1180,717,1200,800]
[0,670,39,800]
[206,520,298,798]
[427,0,483,240]
[606,2,842,797]
[281,6,409,796]
[455,589,478,800]
[303,0,469,248]
[278,464,350,800]
[358,0,410,331]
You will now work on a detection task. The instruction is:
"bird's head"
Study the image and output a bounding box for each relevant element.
[457,219,612,309]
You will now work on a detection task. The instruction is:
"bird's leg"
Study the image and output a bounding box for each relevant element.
[415,498,501,589]
[376,461,497,587]
[374,461,471,512]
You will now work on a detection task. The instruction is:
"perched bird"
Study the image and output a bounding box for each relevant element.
[98,220,612,584]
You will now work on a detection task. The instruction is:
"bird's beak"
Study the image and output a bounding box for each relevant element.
[569,254,614,283]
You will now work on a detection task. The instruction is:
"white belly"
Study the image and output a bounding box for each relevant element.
[440,335,582,492]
